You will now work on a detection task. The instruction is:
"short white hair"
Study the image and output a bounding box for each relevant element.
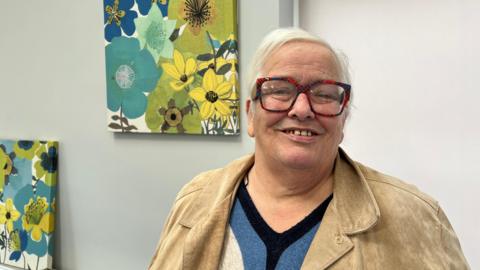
[246,27,352,114]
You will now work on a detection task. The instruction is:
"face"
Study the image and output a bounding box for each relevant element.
[247,41,347,170]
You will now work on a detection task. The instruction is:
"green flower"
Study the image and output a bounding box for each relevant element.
[134,5,176,62]
[13,140,40,160]
[22,197,54,242]
[34,142,58,186]
[145,87,202,133]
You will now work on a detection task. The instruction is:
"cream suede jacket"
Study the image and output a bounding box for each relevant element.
[149,149,469,269]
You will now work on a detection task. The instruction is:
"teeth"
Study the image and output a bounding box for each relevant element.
[287,130,313,137]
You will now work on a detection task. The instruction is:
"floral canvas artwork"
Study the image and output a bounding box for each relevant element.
[104,0,239,135]
[0,140,57,270]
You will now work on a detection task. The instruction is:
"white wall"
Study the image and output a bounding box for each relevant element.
[301,0,479,268]
[0,1,293,269]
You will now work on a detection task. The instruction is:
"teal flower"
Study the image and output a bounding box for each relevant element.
[106,37,162,119]
[134,5,176,62]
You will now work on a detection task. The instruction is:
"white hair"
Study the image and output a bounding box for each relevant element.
[246,27,352,115]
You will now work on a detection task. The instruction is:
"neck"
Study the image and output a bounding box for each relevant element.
[247,153,335,204]
[245,154,335,233]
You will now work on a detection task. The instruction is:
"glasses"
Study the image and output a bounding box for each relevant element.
[254,77,351,117]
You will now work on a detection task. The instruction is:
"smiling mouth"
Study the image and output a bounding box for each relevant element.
[282,129,318,137]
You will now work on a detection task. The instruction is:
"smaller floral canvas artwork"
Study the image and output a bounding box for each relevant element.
[103,0,239,135]
[0,140,57,270]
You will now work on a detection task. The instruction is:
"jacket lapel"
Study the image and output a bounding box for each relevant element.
[179,155,254,270]
[182,196,233,270]
[302,149,380,269]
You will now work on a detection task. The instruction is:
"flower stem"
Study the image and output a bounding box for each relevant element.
[120,107,125,132]
[184,86,201,112]
[206,118,210,135]
[206,31,217,69]
[228,116,235,133]
[3,224,7,263]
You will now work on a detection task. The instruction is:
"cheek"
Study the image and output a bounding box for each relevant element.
[317,117,344,140]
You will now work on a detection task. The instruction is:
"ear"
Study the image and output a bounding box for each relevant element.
[339,112,347,144]
[246,99,255,137]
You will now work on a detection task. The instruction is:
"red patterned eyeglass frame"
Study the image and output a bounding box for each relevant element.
[254,77,352,117]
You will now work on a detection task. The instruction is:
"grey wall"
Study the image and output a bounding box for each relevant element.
[300,0,479,268]
[0,1,293,269]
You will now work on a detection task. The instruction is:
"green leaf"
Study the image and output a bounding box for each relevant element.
[216,64,232,75]
[230,40,238,53]
[216,41,231,58]
[108,123,123,130]
[125,125,138,131]
[197,53,214,61]
[169,28,180,42]
[119,117,129,125]
[197,68,208,77]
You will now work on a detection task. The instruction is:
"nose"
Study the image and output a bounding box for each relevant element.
[287,93,315,120]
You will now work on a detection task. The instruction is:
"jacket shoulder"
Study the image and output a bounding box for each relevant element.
[173,154,254,204]
[355,162,439,213]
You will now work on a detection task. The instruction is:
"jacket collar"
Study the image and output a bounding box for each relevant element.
[179,155,254,229]
[333,148,380,234]
[302,148,380,269]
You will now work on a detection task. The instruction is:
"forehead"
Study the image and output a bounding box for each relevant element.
[261,41,340,82]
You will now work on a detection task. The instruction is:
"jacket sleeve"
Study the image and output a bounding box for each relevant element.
[148,205,176,270]
[437,206,470,270]
[147,185,202,270]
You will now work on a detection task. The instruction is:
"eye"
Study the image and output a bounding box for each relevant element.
[314,92,338,100]
[270,88,292,95]
[310,84,343,103]
[261,80,296,96]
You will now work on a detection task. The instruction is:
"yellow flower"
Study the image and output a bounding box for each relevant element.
[189,69,232,119]
[22,197,54,242]
[0,198,21,233]
[161,50,197,91]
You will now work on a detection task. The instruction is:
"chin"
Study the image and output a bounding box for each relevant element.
[277,152,319,170]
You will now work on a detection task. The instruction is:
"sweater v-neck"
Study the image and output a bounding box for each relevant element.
[237,182,333,270]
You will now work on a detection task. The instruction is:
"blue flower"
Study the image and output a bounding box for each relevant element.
[136,0,169,16]
[104,0,138,42]
[106,37,162,119]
